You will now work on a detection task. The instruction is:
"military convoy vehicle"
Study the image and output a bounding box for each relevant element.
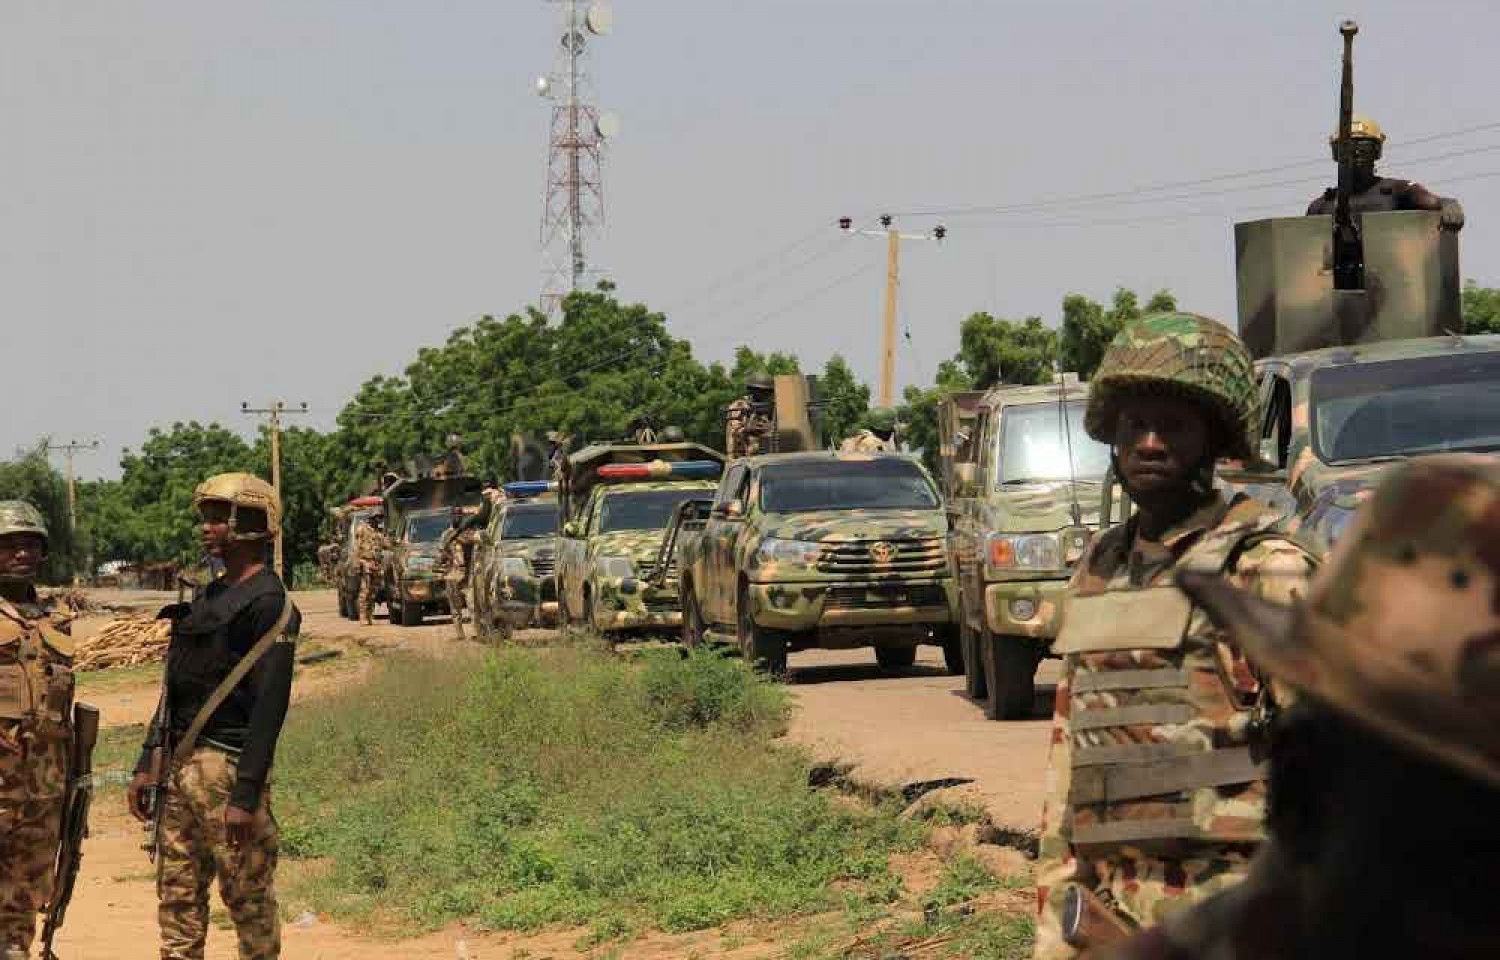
[382,475,483,626]
[673,451,960,676]
[470,486,561,638]
[331,496,384,620]
[939,377,1111,718]
[555,441,725,637]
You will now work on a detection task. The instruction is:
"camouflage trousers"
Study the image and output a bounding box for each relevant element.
[446,573,467,636]
[0,798,62,957]
[156,747,279,960]
[1031,848,1252,960]
[357,568,379,624]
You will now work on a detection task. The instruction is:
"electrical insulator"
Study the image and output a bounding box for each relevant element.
[933,224,947,241]
[879,214,893,228]
[838,216,852,231]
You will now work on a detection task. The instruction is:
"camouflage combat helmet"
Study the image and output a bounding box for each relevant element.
[193,472,282,541]
[866,407,898,433]
[745,373,774,393]
[1179,454,1500,791]
[1084,312,1259,463]
[0,501,48,544]
[1328,115,1386,162]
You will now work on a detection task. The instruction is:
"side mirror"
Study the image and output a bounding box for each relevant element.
[563,521,580,538]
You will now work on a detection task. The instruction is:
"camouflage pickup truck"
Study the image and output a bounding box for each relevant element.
[673,451,960,676]
[941,378,1111,719]
[471,490,561,638]
[382,474,483,626]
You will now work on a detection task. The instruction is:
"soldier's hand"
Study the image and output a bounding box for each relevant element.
[127,772,154,822]
[225,804,257,850]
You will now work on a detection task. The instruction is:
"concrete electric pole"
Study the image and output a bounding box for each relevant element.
[46,439,99,584]
[839,215,946,408]
[241,401,308,580]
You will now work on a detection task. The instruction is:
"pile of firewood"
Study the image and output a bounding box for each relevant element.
[74,615,171,672]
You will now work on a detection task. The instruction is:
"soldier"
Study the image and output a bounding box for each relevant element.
[315,537,340,586]
[127,473,301,960]
[1102,455,1500,959]
[546,431,572,484]
[725,374,774,458]
[352,514,386,625]
[1031,314,1317,959]
[437,506,475,639]
[1306,116,1465,230]
[0,502,75,960]
[840,408,899,453]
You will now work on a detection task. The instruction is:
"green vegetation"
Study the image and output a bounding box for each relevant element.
[275,645,927,939]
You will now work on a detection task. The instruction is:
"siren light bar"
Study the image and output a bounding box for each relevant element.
[503,480,557,498]
[348,496,383,508]
[596,460,722,480]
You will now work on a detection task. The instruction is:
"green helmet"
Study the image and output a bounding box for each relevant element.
[745,373,773,392]
[0,501,48,544]
[866,407,898,433]
[1084,312,1258,463]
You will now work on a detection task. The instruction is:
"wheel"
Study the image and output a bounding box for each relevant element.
[874,645,918,670]
[399,596,424,627]
[937,625,964,676]
[738,587,786,676]
[962,616,988,700]
[982,628,1038,721]
[681,585,704,650]
[583,589,598,634]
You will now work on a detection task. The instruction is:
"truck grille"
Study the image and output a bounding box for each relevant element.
[816,538,948,576]
[530,556,556,577]
[824,583,947,610]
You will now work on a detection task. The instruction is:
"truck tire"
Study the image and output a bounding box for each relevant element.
[681,585,704,650]
[738,587,787,676]
[874,645,918,670]
[983,628,1037,721]
[935,624,964,676]
[962,616,988,701]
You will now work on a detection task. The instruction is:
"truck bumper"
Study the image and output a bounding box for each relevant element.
[591,577,683,631]
[748,579,957,635]
[499,575,558,626]
[984,578,1069,640]
[400,578,444,607]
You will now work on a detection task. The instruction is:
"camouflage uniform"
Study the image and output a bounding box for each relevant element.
[352,522,385,625]
[0,502,73,960]
[1031,315,1316,959]
[437,524,476,638]
[1101,454,1500,959]
[726,385,773,459]
[1305,116,1465,231]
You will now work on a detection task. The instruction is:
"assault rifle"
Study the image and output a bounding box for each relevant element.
[1332,20,1364,291]
[143,577,194,863]
[40,702,100,960]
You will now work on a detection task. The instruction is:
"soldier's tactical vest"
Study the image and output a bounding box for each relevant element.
[0,597,75,799]
[1054,503,1286,858]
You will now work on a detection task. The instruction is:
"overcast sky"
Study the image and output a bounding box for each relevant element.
[7,0,1499,480]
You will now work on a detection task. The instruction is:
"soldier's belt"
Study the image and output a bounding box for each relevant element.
[1069,744,1265,805]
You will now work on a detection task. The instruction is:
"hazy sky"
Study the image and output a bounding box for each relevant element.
[7,1,1500,480]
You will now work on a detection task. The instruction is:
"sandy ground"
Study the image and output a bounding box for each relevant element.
[47,588,1051,959]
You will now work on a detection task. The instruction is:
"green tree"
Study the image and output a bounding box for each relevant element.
[817,355,870,445]
[0,443,81,583]
[955,312,1057,388]
[1463,280,1500,334]
[1059,287,1177,379]
[897,361,971,477]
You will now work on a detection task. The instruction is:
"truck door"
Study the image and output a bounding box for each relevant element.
[702,464,750,625]
[557,492,597,618]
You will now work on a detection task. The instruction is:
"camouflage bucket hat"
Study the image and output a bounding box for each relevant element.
[0,501,48,542]
[1177,454,1500,790]
[1084,312,1259,463]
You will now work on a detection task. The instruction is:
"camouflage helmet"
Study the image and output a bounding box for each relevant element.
[658,425,686,443]
[745,373,774,392]
[1328,115,1385,162]
[192,472,281,541]
[1083,312,1258,463]
[1179,455,1500,791]
[866,407,898,433]
[0,501,48,544]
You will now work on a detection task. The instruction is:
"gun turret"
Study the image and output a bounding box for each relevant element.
[1333,20,1364,291]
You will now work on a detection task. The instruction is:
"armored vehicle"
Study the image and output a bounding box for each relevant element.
[555,442,725,637]
[941,377,1111,718]
[382,475,483,626]
[672,451,960,676]
[332,497,384,620]
[470,486,561,638]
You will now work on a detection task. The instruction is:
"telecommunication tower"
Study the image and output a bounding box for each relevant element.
[537,0,619,316]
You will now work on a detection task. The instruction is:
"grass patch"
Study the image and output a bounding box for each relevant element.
[93,722,146,798]
[276,645,924,939]
[75,661,161,692]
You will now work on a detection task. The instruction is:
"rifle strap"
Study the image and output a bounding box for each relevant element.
[170,595,293,769]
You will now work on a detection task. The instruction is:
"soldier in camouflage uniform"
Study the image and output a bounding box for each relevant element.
[840,407,898,453]
[437,507,476,639]
[725,375,774,458]
[1102,455,1500,960]
[127,473,300,960]
[0,502,75,960]
[352,515,386,625]
[1031,314,1317,959]
[1306,116,1465,231]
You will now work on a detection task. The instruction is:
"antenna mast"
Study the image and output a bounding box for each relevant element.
[537,0,616,317]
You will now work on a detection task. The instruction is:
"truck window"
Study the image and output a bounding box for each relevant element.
[599,489,711,532]
[759,459,939,513]
[501,504,559,539]
[406,513,450,543]
[714,465,748,509]
[995,400,1110,485]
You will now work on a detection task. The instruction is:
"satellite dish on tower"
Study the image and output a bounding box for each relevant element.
[595,111,620,140]
[585,2,613,35]
[535,75,551,97]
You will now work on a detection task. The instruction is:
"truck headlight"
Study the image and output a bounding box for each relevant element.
[500,557,532,577]
[986,533,1062,571]
[757,538,824,565]
[597,555,636,579]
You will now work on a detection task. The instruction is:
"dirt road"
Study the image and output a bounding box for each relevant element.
[52,589,1050,958]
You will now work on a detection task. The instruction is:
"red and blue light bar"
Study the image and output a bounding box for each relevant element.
[596,460,722,480]
[503,480,557,498]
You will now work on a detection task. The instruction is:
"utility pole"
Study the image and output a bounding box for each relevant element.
[46,439,99,585]
[241,401,308,580]
[839,215,947,408]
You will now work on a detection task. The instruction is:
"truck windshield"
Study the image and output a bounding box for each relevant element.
[502,505,559,539]
[1311,351,1500,462]
[598,489,707,532]
[997,400,1111,485]
[406,514,452,544]
[759,459,939,513]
